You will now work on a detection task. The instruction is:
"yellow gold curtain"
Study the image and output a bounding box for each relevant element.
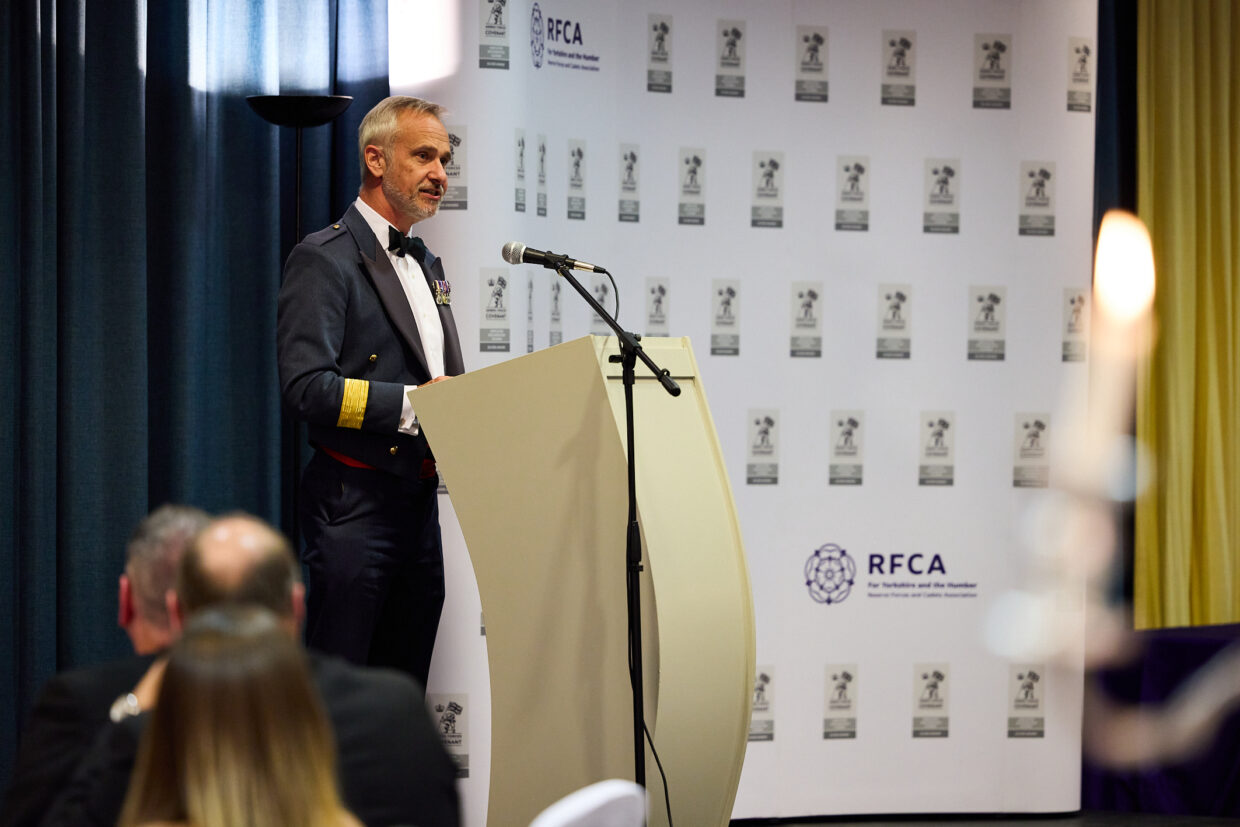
[1135,0,1239,628]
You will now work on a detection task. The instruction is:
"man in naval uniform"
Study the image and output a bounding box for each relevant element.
[277,95,464,689]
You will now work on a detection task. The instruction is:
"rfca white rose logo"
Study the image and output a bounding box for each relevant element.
[804,543,856,605]
[530,3,545,68]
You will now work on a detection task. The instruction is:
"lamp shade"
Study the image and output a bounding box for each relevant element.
[245,95,353,128]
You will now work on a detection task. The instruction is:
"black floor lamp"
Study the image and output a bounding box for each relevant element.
[246,94,353,547]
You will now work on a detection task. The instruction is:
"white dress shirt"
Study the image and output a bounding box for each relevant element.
[353,197,444,435]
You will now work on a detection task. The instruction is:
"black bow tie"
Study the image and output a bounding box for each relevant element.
[388,226,427,262]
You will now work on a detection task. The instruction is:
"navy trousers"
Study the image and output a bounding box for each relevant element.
[298,450,445,689]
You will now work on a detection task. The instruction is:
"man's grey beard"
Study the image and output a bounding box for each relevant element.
[382,177,439,224]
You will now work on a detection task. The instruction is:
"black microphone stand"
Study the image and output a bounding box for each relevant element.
[553,261,680,790]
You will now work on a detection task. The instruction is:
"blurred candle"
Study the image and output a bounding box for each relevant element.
[993,210,1156,666]
[1070,209,1156,496]
[1094,210,1156,326]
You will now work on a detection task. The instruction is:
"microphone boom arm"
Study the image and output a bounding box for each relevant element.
[552,262,680,397]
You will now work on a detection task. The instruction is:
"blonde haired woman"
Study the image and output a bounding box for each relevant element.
[119,606,360,827]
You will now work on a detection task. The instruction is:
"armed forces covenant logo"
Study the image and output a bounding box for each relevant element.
[530,3,545,68]
[805,543,856,605]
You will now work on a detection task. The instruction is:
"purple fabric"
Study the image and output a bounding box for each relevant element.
[1081,623,1240,816]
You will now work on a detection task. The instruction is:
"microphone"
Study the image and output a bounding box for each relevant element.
[502,241,608,274]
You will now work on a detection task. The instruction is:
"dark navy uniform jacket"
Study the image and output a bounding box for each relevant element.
[277,204,465,478]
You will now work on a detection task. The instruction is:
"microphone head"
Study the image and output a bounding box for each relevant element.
[501,241,526,265]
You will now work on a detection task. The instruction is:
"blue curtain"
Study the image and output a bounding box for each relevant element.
[0,0,389,784]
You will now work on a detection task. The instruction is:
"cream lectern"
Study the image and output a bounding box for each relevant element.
[413,335,755,827]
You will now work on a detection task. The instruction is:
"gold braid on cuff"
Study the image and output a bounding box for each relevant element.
[336,378,369,429]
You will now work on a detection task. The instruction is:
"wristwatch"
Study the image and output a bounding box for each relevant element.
[109,692,142,723]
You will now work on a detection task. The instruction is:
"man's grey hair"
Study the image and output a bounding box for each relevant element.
[126,504,211,628]
[357,95,446,183]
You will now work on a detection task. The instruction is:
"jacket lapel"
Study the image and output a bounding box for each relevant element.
[426,256,465,376]
[342,206,432,377]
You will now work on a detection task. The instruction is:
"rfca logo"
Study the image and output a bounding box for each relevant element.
[547,16,583,44]
[805,543,856,605]
[531,0,584,66]
[529,4,545,68]
[869,552,945,575]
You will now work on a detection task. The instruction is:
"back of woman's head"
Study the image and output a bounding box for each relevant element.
[120,606,348,827]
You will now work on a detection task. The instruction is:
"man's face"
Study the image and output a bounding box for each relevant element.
[378,110,451,225]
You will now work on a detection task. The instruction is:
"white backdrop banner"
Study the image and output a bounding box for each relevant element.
[390,0,1097,821]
